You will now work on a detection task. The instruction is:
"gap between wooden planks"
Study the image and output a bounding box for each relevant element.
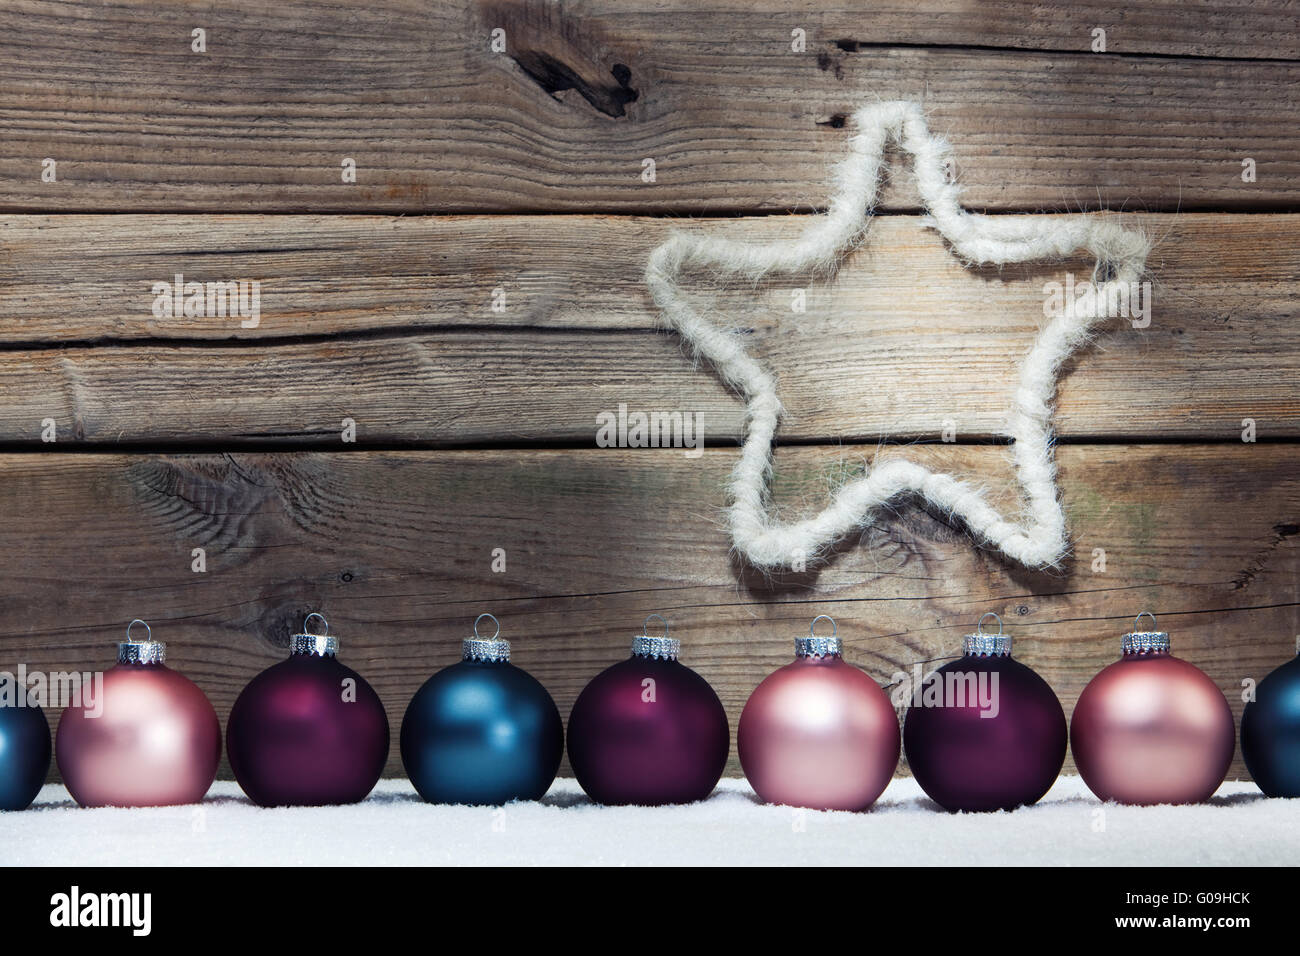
[0,1,1296,212]
[0,213,1294,443]
[0,444,1294,780]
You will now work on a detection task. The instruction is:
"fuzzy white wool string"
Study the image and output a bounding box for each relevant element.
[645,101,1150,570]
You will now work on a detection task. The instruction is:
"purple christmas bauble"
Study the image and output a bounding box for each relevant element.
[903,615,1066,812]
[567,618,729,806]
[227,615,388,807]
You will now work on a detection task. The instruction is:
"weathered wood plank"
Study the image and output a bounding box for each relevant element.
[780,0,1300,59]
[1,2,1296,212]
[5,212,1296,341]
[0,445,1294,781]
[0,213,1295,442]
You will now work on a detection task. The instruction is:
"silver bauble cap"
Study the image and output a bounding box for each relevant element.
[464,613,510,662]
[1122,612,1170,655]
[118,619,166,664]
[632,614,680,661]
[795,615,842,658]
[963,612,1011,657]
[290,612,338,657]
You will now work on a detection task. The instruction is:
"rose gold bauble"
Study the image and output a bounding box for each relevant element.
[1070,614,1234,806]
[738,616,900,811]
[56,624,221,808]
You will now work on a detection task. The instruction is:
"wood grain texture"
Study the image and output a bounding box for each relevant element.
[0,444,1294,781]
[0,212,1295,443]
[0,1,1296,212]
[5,212,1296,341]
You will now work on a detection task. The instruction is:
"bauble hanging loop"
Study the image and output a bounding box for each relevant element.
[1120,611,1170,656]
[631,613,680,662]
[963,612,1012,658]
[794,614,842,659]
[118,618,167,666]
[463,612,511,663]
[289,612,338,657]
[474,612,500,639]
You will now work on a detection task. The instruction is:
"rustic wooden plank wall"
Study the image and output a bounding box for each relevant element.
[0,1,1296,783]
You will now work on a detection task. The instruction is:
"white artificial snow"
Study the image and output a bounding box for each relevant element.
[1,775,1289,866]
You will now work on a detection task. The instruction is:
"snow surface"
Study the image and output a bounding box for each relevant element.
[1,775,1291,866]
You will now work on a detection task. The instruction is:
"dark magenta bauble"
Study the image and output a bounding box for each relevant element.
[0,699,51,811]
[568,655,729,806]
[228,651,388,807]
[57,655,221,808]
[401,659,563,805]
[1242,653,1300,797]
[1071,651,1234,805]
[903,654,1066,812]
[738,654,899,811]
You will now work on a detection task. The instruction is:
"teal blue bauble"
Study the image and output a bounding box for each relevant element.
[1242,645,1300,797]
[400,614,563,805]
[0,686,51,811]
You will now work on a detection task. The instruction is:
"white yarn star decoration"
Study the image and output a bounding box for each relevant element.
[646,101,1149,571]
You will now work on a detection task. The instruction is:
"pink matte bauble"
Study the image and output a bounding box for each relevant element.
[57,662,222,808]
[738,655,900,811]
[1071,653,1234,805]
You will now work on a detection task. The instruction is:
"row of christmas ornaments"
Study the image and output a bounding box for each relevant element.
[2,610,1299,812]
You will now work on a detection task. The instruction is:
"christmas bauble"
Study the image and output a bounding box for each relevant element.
[903,613,1066,812]
[567,616,729,806]
[0,694,51,811]
[227,614,388,807]
[738,615,899,810]
[1071,613,1234,805]
[401,613,563,805]
[56,621,221,807]
[1241,642,1300,797]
